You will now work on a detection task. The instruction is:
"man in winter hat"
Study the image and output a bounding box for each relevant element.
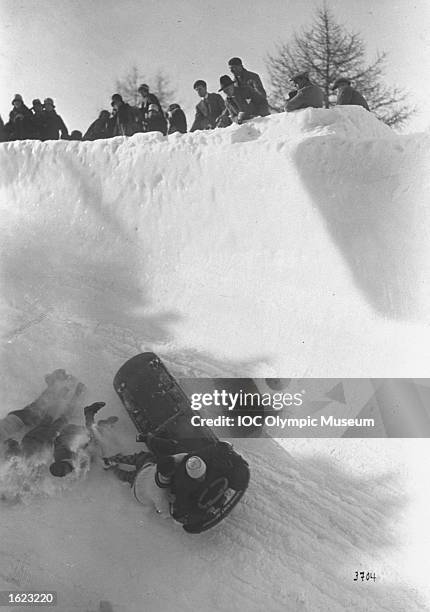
[285,71,324,112]
[5,94,33,140]
[42,97,69,140]
[217,74,269,125]
[332,77,370,110]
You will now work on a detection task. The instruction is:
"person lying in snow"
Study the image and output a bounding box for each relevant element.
[4,415,70,459]
[0,370,85,446]
[104,434,236,524]
[103,434,180,518]
[3,402,117,469]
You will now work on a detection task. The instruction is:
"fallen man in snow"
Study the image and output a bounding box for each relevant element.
[0,369,85,446]
[103,433,248,528]
[1,369,119,482]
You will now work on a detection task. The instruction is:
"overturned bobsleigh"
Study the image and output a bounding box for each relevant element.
[113,352,250,533]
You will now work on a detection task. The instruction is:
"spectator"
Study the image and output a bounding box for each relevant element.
[42,97,69,140]
[190,80,226,132]
[228,57,268,102]
[332,77,370,110]
[217,75,268,125]
[285,71,324,112]
[83,110,113,140]
[110,94,141,137]
[4,94,33,140]
[138,83,167,135]
[30,99,47,140]
[166,103,187,135]
[69,130,83,141]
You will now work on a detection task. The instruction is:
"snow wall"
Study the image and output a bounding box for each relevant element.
[1,106,430,385]
[1,107,430,612]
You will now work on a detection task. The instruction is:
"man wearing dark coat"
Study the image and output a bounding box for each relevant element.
[41,97,69,140]
[285,71,324,112]
[30,99,47,140]
[228,57,270,116]
[138,83,167,136]
[228,57,268,101]
[217,75,269,125]
[5,94,33,140]
[332,77,370,110]
[110,94,141,137]
[83,110,113,140]
[166,103,187,134]
[190,80,226,132]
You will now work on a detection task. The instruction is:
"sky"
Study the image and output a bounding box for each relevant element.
[0,0,429,133]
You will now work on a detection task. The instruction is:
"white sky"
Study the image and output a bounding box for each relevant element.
[0,0,429,133]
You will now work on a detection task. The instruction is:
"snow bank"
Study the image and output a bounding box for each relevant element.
[2,106,430,383]
[1,107,430,611]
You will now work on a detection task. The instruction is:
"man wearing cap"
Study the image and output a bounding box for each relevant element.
[5,94,33,140]
[190,80,226,132]
[332,77,369,110]
[285,71,324,112]
[42,97,69,140]
[110,94,141,137]
[138,84,167,136]
[217,74,270,126]
[30,99,48,140]
[228,57,268,104]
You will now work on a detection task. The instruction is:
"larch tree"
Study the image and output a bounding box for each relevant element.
[114,65,176,109]
[266,5,414,127]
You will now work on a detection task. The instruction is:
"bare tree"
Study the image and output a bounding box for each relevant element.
[266,5,414,127]
[114,65,177,108]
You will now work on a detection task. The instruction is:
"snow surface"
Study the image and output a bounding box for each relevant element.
[0,106,430,611]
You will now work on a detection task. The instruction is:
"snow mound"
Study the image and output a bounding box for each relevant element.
[1,106,430,388]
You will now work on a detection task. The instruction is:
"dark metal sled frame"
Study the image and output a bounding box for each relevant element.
[113,352,250,533]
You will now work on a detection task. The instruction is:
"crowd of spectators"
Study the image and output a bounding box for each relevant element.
[0,58,370,143]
